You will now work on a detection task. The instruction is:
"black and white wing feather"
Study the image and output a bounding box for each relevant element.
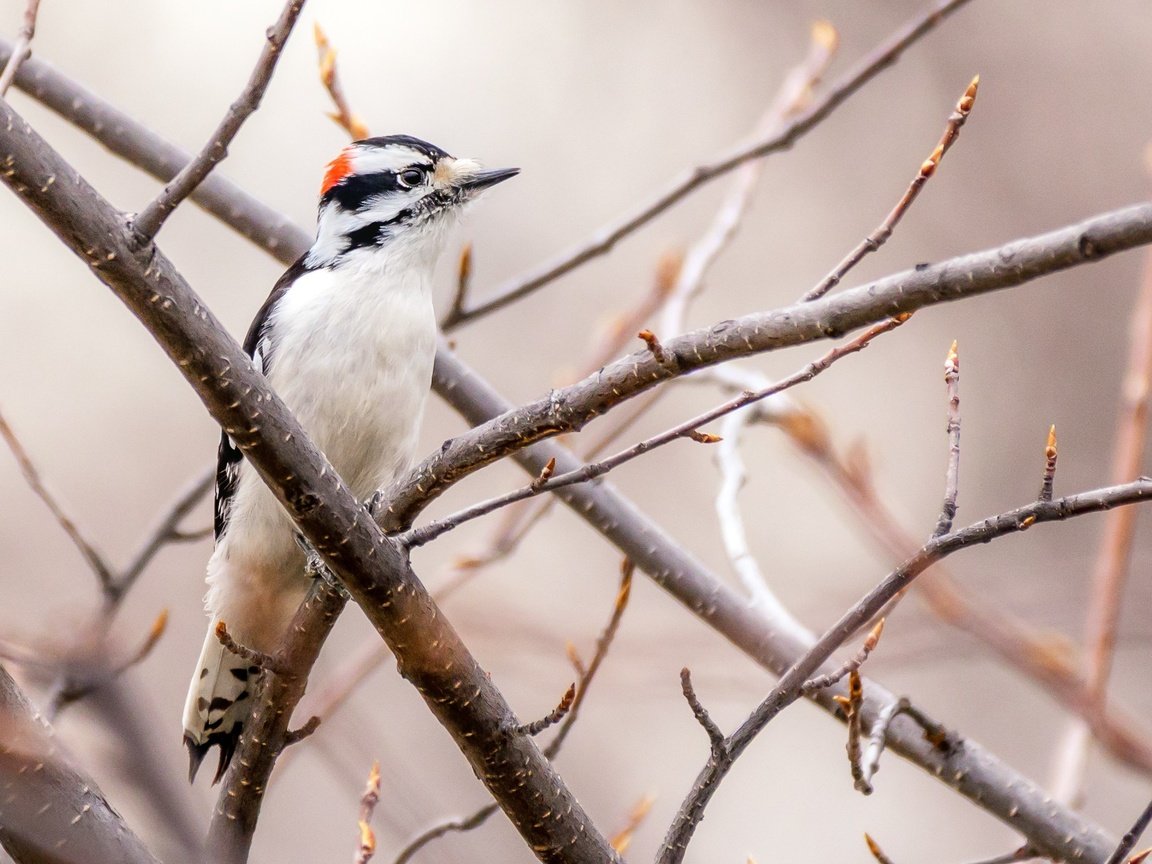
[212,255,310,542]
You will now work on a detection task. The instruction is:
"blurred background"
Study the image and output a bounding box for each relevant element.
[0,0,1150,861]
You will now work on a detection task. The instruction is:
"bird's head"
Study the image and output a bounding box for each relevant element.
[307,134,517,268]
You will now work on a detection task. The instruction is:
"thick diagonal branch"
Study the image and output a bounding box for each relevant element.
[0,100,618,864]
[0,664,159,864]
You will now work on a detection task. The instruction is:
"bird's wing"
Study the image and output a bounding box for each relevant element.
[213,254,310,542]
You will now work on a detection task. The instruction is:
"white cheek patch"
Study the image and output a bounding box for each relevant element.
[361,191,420,223]
[353,146,432,175]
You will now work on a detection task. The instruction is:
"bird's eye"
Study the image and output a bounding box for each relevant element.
[398,168,425,188]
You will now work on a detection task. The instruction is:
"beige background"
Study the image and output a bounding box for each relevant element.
[0,1,1150,862]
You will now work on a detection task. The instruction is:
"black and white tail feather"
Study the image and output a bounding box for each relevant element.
[182,135,517,783]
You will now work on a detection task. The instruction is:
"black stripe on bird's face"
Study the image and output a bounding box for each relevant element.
[322,169,428,212]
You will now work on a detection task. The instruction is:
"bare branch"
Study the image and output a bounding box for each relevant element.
[680,668,726,756]
[516,683,576,736]
[402,316,908,547]
[214,620,285,675]
[113,464,213,601]
[0,0,40,96]
[132,0,307,240]
[858,696,947,793]
[313,22,369,140]
[1108,800,1152,864]
[865,833,897,864]
[802,619,885,694]
[0,407,116,592]
[608,795,656,856]
[841,671,868,792]
[802,75,980,302]
[444,242,474,328]
[445,0,974,327]
[1038,425,1058,503]
[768,398,1152,775]
[0,663,159,864]
[355,761,382,864]
[934,340,962,536]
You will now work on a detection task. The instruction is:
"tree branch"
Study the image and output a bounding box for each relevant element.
[131,0,307,241]
[802,74,979,302]
[0,663,159,864]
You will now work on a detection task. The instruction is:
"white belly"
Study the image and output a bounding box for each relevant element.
[204,261,436,649]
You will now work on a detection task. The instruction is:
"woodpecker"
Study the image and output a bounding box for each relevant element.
[182,135,517,783]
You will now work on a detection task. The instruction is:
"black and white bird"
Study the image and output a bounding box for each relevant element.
[182,135,517,783]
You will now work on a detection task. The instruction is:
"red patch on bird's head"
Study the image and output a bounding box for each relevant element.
[320,148,354,196]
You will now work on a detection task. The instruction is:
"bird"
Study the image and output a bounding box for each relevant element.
[182,135,517,784]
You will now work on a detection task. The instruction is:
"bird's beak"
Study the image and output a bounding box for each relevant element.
[455,167,520,192]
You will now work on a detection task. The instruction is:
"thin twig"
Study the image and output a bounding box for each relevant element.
[516,683,575,736]
[661,21,840,335]
[858,696,948,792]
[609,795,656,856]
[0,0,40,96]
[802,619,885,694]
[865,833,897,864]
[355,761,382,864]
[840,671,868,792]
[1107,799,1152,864]
[214,621,285,675]
[0,407,116,591]
[444,0,974,328]
[403,315,909,548]
[1039,425,1058,503]
[680,668,726,756]
[802,75,979,302]
[132,0,307,240]
[860,696,909,790]
[313,22,369,140]
[444,243,473,328]
[934,340,962,536]
[113,464,214,601]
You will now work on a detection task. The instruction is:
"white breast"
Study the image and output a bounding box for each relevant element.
[266,260,436,496]
[204,253,436,649]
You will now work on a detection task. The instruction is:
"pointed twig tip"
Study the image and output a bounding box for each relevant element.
[811,19,839,52]
[866,617,885,649]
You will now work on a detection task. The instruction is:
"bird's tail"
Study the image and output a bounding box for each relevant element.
[182,621,261,784]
